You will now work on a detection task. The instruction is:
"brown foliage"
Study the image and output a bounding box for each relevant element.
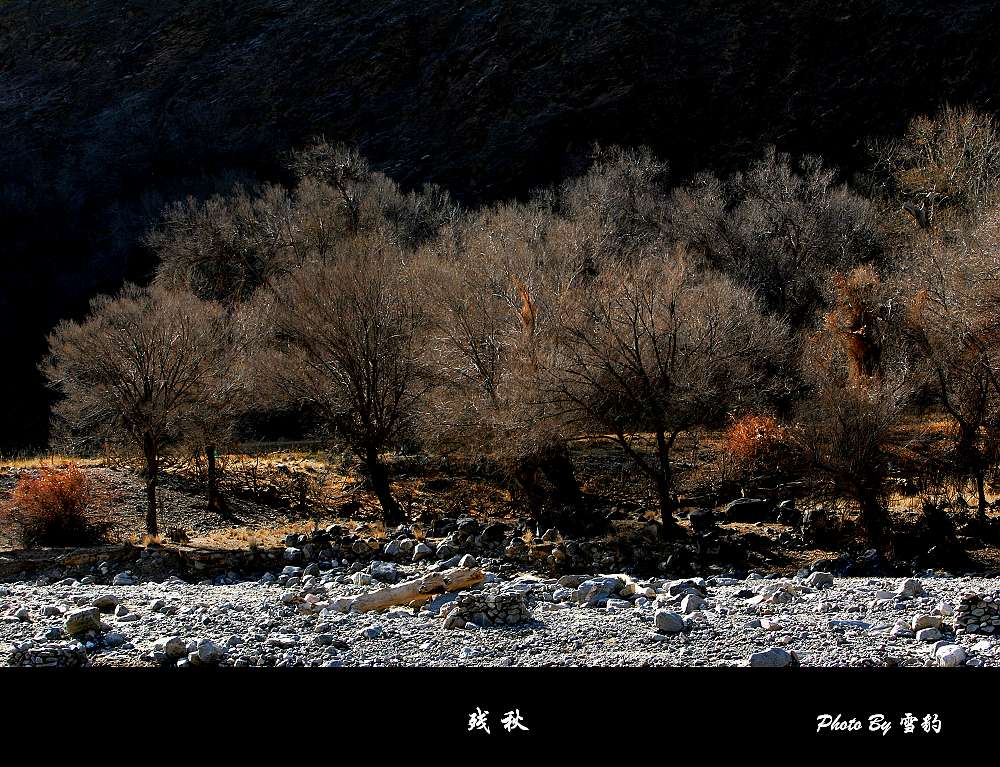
[2,464,112,547]
[723,414,798,477]
[823,265,889,381]
[797,270,915,552]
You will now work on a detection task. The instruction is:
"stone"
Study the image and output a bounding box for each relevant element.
[93,594,120,611]
[680,594,705,614]
[63,607,101,636]
[654,609,685,634]
[935,644,967,668]
[153,636,188,661]
[748,648,798,668]
[911,614,942,632]
[760,618,784,631]
[805,572,834,589]
[412,542,434,561]
[916,627,942,642]
[444,589,532,629]
[397,539,416,555]
[828,620,871,631]
[723,497,772,522]
[935,601,955,617]
[665,578,707,597]
[688,509,716,534]
[369,561,400,584]
[8,642,88,668]
[896,579,924,599]
[195,639,224,664]
[574,577,624,607]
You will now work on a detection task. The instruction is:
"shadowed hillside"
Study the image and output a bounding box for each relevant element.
[2,0,1000,450]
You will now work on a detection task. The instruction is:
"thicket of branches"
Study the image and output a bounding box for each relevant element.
[40,108,1000,551]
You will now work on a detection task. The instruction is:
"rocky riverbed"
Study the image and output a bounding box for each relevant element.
[2,555,998,668]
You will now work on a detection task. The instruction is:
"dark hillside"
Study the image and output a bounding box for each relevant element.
[2,0,999,450]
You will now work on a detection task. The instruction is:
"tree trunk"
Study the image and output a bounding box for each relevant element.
[512,456,547,526]
[338,567,485,613]
[205,444,222,513]
[539,443,583,509]
[655,430,683,538]
[142,433,159,538]
[859,491,890,555]
[366,446,404,526]
[655,474,684,538]
[976,469,989,519]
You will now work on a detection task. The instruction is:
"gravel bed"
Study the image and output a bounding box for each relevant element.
[2,563,998,668]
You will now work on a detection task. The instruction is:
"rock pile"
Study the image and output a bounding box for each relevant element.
[442,588,532,630]
[8,641,89,667]
[955,593,1000,635]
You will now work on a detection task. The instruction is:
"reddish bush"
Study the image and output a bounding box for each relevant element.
[2,464,112,547]
[724,414,795,475]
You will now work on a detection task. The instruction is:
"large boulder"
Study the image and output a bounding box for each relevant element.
[935,644,967,668]
[574,577,625,607]
[153,636,188,662]
[748,648,799,667]
[723,498,772,522]
[63,607,102,636]
[654,609,685,633]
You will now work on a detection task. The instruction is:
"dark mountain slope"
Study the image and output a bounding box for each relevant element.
[2,0,999,450]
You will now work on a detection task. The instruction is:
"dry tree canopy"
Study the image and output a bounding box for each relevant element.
[869,104,1000,231]
[259,237,428,524]
[34,113,1000,550]
[544,255,791,532]
[41,284,245,535]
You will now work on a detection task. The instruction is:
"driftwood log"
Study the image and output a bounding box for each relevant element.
[344,567,485,613]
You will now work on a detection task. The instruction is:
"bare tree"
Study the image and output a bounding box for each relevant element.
[669,147,885,326]
[902,217,1000,518]
[150,143,458,307]
[417,200,591,524]
[149,184,301,305]
[260,241,427,525]
[797,265,915,552]
[546,257,790,536]
[178,303,257,513]
[556,144,671,267]
[869,105,1000,232]
[42,286,234,536]
[289,139,458,250]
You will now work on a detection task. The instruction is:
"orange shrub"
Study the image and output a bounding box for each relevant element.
[2,464,112,547]
[723,414,796,474]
